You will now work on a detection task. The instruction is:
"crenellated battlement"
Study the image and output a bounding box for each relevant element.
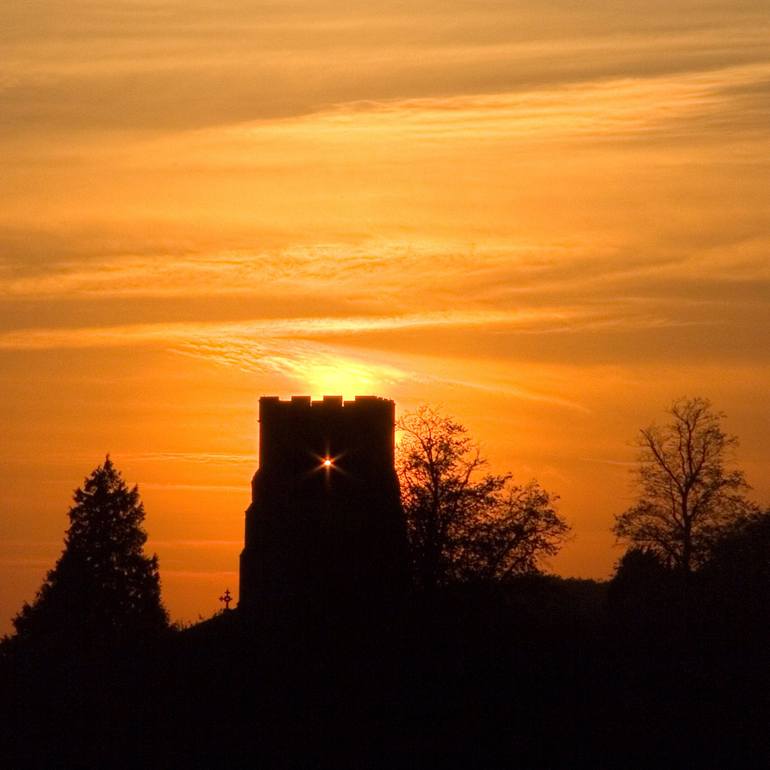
[259,394,394,412]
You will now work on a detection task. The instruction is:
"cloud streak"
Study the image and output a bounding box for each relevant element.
[3,1,769,135]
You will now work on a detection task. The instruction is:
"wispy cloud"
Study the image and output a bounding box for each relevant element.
[127,451,255,465]
[2,1,768,134]
[579,457,638,467]
[140,483,246,493]
[175,337,413,395]
[0,308,585,350]
[0,558,52,568]
[150,540,242,550]
[161,570,237,580]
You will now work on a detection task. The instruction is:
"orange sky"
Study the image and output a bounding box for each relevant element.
[1,1,769,632]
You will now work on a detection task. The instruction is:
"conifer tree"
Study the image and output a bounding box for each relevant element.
[12,456,168,647]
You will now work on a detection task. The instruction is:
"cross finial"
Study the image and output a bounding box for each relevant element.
[219,587,232,611]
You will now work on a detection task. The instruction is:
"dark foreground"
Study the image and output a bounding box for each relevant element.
[1,576,767,769]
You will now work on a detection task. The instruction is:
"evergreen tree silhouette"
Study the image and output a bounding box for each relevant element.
[12,456,168,648]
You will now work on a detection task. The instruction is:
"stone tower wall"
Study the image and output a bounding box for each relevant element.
[239,395,408,612]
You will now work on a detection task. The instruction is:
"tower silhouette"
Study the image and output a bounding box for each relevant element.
[239,395,409,613]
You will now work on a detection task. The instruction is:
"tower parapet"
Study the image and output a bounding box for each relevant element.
[239,395,408,613]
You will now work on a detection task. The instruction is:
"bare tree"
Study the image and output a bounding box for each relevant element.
[397,405,568,590]
[613,397,755,575]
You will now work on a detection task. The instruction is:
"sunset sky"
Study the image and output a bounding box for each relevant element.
[2,0,769,632]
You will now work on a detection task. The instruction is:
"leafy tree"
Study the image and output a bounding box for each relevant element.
[396,405,568,590]
[11,456,168,647]
[698,509,770,638]
[607,547,677,636]
[613,397,755,575]
[704,508,770,587]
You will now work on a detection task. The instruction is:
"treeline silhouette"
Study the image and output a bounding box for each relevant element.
[1,400,768,768]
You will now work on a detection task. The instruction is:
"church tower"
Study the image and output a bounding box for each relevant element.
[239,395,409,612]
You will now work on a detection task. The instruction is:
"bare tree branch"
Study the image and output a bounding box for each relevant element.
[613,397,755,574]
[397,405,569,589]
